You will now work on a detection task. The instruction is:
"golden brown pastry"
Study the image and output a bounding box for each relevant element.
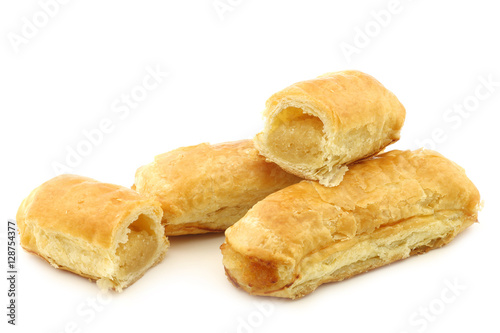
[221,149,480,299]
[16,174,169,292]
[254,70,406,187]
[133,140,301,236]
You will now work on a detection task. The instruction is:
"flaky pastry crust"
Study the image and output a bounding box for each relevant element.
[254,70,406,186]
[221,150,480,299]
[16,175,169,292]
[133,140,300,236]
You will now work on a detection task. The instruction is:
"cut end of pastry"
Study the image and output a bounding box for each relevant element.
[254,70,406,186]
[266,106,326,167]
[254,105,348,187]
[16,175,169,292]
[108,211,169,291]
[19,209,169,293]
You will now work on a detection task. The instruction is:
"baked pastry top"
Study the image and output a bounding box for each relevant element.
[133,139,300,235]
[16,174,169,291]
[221,149,480,299]
[254,70,406,186]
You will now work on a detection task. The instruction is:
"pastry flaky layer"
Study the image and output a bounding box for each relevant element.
[221,149,480,299]
[16,175,169,292]
[133,140,301,236]
[254,70,406,187]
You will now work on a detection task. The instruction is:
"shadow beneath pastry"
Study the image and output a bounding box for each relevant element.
[314,225,479,299]
[20,247,103,296]
[221,225,479,302]
[20,233,226,295]
[167,232,226,247]
[161,232,226,272]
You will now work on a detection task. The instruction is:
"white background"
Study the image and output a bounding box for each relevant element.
[1,1,499,332]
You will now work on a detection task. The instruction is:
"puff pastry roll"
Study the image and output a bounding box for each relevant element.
[221,150,480,299]
[16,175,169,292]
[133,140,300,236]
[254,70,406,187]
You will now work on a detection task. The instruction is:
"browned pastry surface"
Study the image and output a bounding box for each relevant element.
[16,174,169,291]
[222,149,480,299]
[133,140,300,236]
[254,70,406,186]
